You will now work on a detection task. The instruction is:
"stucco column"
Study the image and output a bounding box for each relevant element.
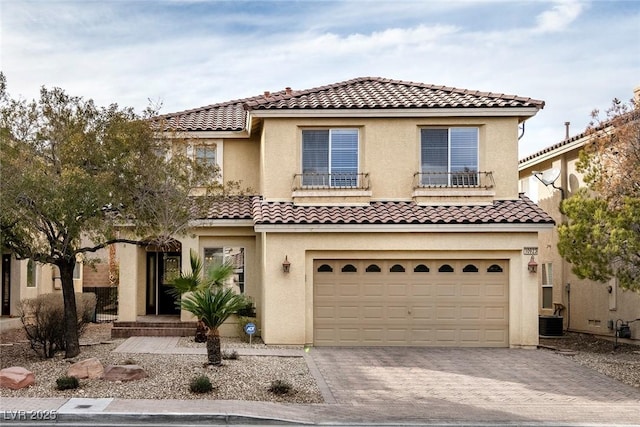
[521,250,540,348]
[116,242,139,321]
[178,234,198,322]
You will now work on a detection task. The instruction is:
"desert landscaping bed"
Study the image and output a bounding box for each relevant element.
[1,322,639,402]
[0,323,323,402]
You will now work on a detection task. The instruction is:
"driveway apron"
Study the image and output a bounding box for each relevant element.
[308,347,640,425]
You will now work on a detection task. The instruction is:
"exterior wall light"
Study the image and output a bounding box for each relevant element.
[282,256,291,273]
[528,255,538,274]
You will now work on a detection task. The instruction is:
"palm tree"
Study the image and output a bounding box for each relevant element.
[180,286,247,365]
[168,249,237,342]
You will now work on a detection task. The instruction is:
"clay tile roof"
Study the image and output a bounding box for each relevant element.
[155,77,544,132]
[232,194,551,226]
[193,196,256,220]
[245,77,545,111]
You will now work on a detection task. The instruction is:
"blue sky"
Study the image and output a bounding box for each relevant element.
[2,0,639,157]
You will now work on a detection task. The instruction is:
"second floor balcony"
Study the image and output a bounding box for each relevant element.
[413,171,495,189]
[293,172,370,190]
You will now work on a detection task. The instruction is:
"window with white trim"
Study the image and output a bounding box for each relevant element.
[195,145,217,168]
[420,127,479,186]
[541,262,553,309]
[302,129,359,187]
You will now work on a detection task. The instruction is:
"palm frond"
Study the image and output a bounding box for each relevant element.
[180,286,247,331]
[166,249,203,302]
[204,260,235,289]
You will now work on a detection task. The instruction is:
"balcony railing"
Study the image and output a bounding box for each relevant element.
[293,172,370,190]
[413,171,494,189]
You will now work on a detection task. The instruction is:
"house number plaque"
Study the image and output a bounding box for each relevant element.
[523,247,538,255]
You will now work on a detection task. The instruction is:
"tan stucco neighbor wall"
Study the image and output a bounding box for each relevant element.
[519,140,640,341]
[258,230,540,348]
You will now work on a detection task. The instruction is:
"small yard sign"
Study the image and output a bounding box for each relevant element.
[244,322,256,344]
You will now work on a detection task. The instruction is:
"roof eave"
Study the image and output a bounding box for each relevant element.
[254,223,554,233]
[250,107,542,119]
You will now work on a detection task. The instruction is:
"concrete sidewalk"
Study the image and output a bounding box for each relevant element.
[2,335,640,426]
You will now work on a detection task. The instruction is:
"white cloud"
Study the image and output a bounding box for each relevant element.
[534,0,584,33]
[1,0,637,158]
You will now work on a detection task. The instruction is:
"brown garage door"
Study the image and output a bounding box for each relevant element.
[313,259,509,347]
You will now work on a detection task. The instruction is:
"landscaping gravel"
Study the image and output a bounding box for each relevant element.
[540,332,640,389]
[0,323,323,403]
[2,323,638,404]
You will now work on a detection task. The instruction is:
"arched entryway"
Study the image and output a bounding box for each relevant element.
[145,239,182,316]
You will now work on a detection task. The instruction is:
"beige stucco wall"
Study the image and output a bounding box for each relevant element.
[0,255,82,318]
[519,144,640,341]
[259,230,540,348]
[221,136,261,193]
[260,117,521,202]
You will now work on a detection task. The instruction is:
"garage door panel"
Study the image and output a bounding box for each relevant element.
[435,306,457,320]
[362,283,384,296]
[485,283,507,297]
[387,283,408,296]
[485,306,508,320]
[410,306,434,320]
[314,259,509,347]
[387,305,408,319]
[459,329,481,343]
[461,284,481,296]
[410,283,432,296]
[460,306,481,320]
[362,305,384,319]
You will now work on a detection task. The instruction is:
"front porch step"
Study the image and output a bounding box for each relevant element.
[111,320,198,339]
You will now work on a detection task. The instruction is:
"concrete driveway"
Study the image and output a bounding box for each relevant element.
[307,347,640,425]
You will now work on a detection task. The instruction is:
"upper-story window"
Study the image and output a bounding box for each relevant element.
[420,127,478,186]
[195,144,217,168]
[302,129,359,187]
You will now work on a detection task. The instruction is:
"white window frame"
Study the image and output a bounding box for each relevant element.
[420,127,479,186]
[187,140,224,181]
[301,128,360,187]
[541,262,553,309]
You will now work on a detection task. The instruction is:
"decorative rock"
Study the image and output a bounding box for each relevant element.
[103,364,147,382]
[0,367,35,390]
[68,357,104,379]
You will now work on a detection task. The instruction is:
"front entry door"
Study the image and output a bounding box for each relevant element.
[146,252,181,315]
[2,255,10,315]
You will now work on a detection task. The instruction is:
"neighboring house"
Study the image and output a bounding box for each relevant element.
[0,254,82,319]
[115,77,553,348]
[518,89,640,342]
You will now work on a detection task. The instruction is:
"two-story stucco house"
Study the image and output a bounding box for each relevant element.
[519,91,640,342]
[114,77,553,348]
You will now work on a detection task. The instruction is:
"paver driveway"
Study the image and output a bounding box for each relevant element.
[308,347,640,425]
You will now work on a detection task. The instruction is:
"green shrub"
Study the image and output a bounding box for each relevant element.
[56,376,79,390]
[268,379,292,395]
[19,292,97,358]
[222,350,239,360]
[189,375,213,394]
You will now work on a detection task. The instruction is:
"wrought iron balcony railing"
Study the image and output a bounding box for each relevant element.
[293,172,370,190]
[413,171,494,189]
